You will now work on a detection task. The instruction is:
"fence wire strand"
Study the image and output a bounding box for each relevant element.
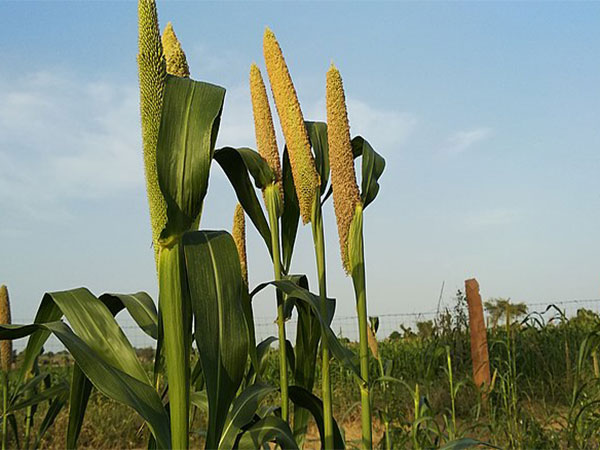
[12,298,600,354]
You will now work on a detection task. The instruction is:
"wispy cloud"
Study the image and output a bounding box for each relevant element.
[442,127,492,156]
[0,71,142,225]
[464,208,519,228]
[305,97,417,151]
[0,69,415,230]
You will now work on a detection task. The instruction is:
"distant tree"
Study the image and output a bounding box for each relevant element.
[416,320,434,339]
[484,298,528,329]
[400,325,416,339]
[388,331,402,341]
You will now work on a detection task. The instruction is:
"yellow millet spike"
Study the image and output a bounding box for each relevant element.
[232,204,248,285]
[162,22,190,78]
[250,64,283,201]
[0,285,12,372]
[137,0,167,268]
[326,64,362,273]
[263,28,319,224]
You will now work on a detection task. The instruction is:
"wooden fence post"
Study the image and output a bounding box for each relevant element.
[465,278,491,389]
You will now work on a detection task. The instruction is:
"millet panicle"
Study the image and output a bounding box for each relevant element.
[263,28,319,223]
[326,64,361,273]
[232,204,248,285]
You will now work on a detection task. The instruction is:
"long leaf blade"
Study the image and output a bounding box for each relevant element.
[157,75,226,239]
[183,230,249,448]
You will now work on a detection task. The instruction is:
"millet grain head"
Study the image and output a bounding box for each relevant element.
[326,64,361,273]
[232,204,248,285]
[162,22,190,78]
[0,285,12,372]
[263,28,319,223]
[250,64,283,201]
[137,0,168,268]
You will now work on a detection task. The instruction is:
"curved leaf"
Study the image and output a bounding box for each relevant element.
[214,147,272,255]
[351,136,385,209]
[33,391,68,449]
[252,281,361,382]
[306,121,330,195]
[100,292,158,340]
[253,336,278,380]
[236,416,298,450]
[9,382,68,412]
[183,230,249,448]
[439,438,499,450]
[241,289,258,377]
[282,275,322,443]
[190,390,209,412]
[236,147,275,188]
[67,365,93,450]
[157,75,226,239]
[19,289,149,385]
[65,290,158,449]
[289,385,344,449]
[280,148,300,273]
[219,383,278,449]
[0,321,170,448]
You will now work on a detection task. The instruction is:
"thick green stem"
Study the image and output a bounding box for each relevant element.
[2,372,7,450]
[24,378,34,450]
[266,186,289,422]
[311,201,334,450]
[158,242,190,450]
[350,209,372,449]
[377,358,391,450]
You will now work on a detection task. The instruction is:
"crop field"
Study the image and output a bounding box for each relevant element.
[1,0,598,449]
[3,296,600,449]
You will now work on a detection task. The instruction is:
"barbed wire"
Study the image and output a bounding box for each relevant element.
[11,298,600,353]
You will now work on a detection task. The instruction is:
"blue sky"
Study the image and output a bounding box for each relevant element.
[1,1,599,326]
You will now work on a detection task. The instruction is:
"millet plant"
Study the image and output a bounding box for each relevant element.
[0,1,388,449]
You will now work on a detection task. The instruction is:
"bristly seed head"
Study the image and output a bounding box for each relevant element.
[232,204,248,285]
[162,22,190,78]
[0,285,12,372]
[326,63,361,273]
[250,63,283,202]
[137,0,167,269]
[263,28,319,224]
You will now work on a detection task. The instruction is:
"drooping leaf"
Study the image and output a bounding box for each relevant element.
[0,321,171,448]
[190,390,209,412]
[183,230,249,449]
[100,292,158,340]
[350,136,385,209]
[19,289,149,385]
[66,364,93,450]
[214,147,272,255]
[285,275,322,443]
[156,75,226,239]
[253,336,278,381]
[285,340,296,375]
[439,438,499,450]
[219,383,278,449]
[33,391,68,449]
[241,289,258,377]
[236,147,275,188]
[3,287,169,448]
[9,383,68,412]
[252,281,360,381]
[236,415,298,450]
[289,385,344,449]
[306,121,330,195]
[65,291,158,449]
[280,148,300,273]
